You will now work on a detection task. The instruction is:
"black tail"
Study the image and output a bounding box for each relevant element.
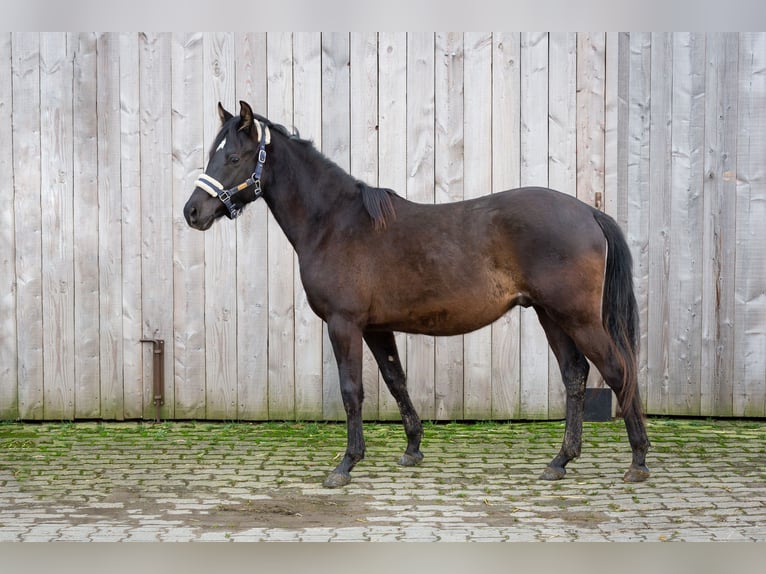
[593,210,641,414]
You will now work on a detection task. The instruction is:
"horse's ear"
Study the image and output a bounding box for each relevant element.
[239,100,254,133]
[217,102,233,125]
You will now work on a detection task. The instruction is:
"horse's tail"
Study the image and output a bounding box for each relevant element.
[593,210,641,415]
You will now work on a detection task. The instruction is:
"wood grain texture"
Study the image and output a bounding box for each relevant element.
[376,32,408,420]
[405,32,436,420]
[171,32,205,419]
[463,32,493,419]
[434,32,465,420]
[40,33,75,420]
[235,32,269,420]
[293,32,324,420]
[95,32,124,420]
[734,32,766,417]
[519,32,550,419]
[349,32,382,420]
[140,32,175,419]
[491,32,521,420]
[266,32,296,419]
[701,33,739,417]
[72,32,101,419]
[0,33,17,419]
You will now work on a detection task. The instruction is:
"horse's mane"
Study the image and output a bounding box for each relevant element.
[252,113,398,230]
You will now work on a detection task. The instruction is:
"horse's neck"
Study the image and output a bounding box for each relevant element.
[262,146,348,254]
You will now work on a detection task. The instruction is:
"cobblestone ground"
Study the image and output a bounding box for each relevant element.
[1,418,764,541]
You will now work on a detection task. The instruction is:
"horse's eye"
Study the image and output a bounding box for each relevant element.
[229,155,240,165]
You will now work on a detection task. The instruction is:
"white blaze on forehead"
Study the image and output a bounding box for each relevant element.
[216,138,226,152]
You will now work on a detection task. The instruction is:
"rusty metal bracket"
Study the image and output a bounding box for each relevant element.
[140,338,165,423]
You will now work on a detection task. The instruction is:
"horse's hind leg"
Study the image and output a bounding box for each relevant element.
[569,324,650,482]
[536,309,591,480]
[363,330,424,466]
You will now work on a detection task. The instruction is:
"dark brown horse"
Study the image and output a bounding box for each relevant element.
[184,101,650,488]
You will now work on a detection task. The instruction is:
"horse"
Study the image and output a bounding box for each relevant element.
[184,101,651,488]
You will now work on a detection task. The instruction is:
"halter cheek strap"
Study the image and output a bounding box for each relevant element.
[194,122,270,220]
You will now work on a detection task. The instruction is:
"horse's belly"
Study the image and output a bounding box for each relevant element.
[367,291,529,337]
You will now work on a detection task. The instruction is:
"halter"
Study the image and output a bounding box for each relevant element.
[194,122,269,220]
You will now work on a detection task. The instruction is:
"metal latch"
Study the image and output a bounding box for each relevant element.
[140,338,165,423]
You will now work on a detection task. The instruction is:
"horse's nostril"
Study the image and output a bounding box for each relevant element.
[184,203,199,225]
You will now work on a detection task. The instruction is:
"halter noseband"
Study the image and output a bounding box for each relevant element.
[194,122,269,220]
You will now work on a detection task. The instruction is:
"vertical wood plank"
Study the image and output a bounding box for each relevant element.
[646,33,673,414]
[575,33,609,401]
[140,32,174,419]
[463,32,493,419]
[12,33,44,420]
[72,32,101,418]
[171,32,206,419]
[491,32,522,420]
[519,32,550,419]
[95,33,125,419]
[701,33,739,417]
[120,33,143,419]
[667,33,706,415]
[320,32,351,421]
[0,33,17,419]
[376,32,408,420]
[547,32,577,417]
[405,32,436,420]
[235,32,269,420]
[293,32,324,420]
[434,32,465,420]
[40,33,75,420]
[266,32,296,419]
[202,33,238,419]
[734,32,766,417]
[626,32,652,412]
[349,32,382,420]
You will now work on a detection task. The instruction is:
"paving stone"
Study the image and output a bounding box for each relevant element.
[1,419,765,541]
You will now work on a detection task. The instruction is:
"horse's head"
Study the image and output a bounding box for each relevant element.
[183,101,269,230]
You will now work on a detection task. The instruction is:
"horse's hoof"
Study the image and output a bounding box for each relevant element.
[539,466,566,481]
[623,465,650,483]
[398,452,424,467]
[323,471,351,488]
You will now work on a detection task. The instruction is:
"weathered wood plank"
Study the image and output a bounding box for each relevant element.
[202,33,238,420]
[519,32,550,419]
[405,32,436,420]
[349,32,382,420]
[491,32,521,420]
[434,32,465,421]
[667,33,706,415]
[293,32,324,420]
[626,32,652,413]
[734,32,766,417]
[320,32,350,421]
[140,32,174,419]
[119,33,143,419]
[94,33,122,419]
[463,32,493,419]
[171,32,205,419]
[376,32,408,420]
[646,33,673,415]
[266,32,296,419]
[12,33,44,420]
[235,32,269,420]
[0,33,17,419]
[547,32,577,417]
[40,33,75,420]
[701,33,739,417]
[71,32,101,419]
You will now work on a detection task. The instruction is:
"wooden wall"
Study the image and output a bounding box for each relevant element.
[0,32,764,421]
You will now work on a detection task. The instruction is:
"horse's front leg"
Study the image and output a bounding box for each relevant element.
[323,317,365,488]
